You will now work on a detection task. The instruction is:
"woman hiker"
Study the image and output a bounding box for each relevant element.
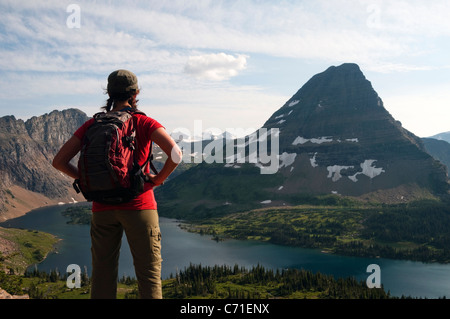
[53,69,182,299]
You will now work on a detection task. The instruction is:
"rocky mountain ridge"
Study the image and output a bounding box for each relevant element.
[0,109,89,220]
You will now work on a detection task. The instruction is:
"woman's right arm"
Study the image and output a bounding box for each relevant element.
[52,135,82,179]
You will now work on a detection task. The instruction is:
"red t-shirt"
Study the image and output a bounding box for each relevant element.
[73,112,164,212]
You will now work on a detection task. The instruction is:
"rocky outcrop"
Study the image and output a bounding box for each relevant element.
[0,287,29,299]
[0,109,90,220]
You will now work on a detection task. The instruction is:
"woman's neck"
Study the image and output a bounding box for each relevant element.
[110,101,133,112]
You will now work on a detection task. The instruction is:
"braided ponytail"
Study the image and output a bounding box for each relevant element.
[103,97,114,112]
[101,90,139,112]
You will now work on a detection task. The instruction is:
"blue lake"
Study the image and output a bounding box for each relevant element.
[2,204,450,298]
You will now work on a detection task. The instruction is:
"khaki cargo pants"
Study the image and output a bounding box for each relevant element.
[90,209,162,299]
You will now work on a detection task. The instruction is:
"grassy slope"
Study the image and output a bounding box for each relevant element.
[0,227,59,274]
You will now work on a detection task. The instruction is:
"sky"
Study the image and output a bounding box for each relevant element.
[0,0,449,138]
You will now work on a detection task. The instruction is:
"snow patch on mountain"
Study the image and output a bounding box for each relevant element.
[279,152,297,168]
[293,136,333,145]
[326,160,385,182]
[310,152,319,167]
[293,136,359,146]
[327,165,354,182]
[288,100,300,107]
[349,160,385,182]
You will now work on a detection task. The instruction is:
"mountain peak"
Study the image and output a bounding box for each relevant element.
[327,62,361,71]
[264,63,386,144]
[286,62,372,111]
[318,63,367,86]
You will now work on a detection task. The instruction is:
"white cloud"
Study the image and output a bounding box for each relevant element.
[365,0,450,37]
[2,0,449,75]
[184,53,248,81]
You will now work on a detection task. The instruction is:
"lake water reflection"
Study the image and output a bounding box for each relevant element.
[2,204,450,298]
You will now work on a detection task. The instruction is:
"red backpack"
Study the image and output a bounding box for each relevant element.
[73,110,157,205]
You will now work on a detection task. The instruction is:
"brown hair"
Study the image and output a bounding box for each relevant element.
[102,90,139,112]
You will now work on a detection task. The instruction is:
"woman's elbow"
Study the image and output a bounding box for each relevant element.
[52,151,70,171]
[169,144,183,166]
[52,156,63,170]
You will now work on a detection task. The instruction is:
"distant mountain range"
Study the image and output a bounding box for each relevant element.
[0,63,449,221]
[429,131,450,143]
[423,131,450,169]
[422,138,450,173]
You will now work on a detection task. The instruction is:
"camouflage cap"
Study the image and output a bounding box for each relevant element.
[107,69,139,95]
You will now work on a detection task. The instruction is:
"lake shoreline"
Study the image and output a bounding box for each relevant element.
[3,203,450,298]
[16,202,450,268]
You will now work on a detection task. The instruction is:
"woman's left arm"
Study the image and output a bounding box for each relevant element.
[147,127,182,186]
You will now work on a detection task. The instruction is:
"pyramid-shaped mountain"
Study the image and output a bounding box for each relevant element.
[261,63,448,197]
[156,63,449,219]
